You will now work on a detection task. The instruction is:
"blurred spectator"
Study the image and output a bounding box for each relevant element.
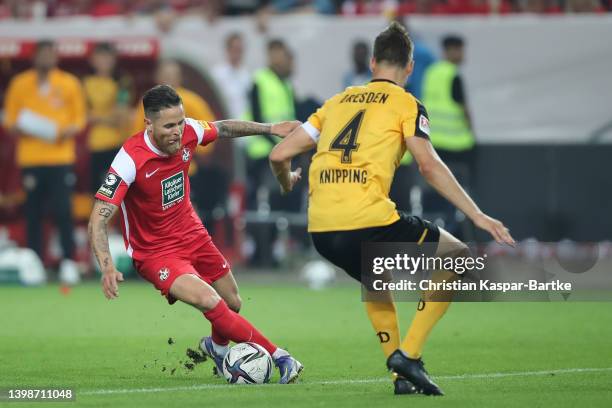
[84,42,130,193]
[342,40,371,88]
[513,0,562,13]
[2,40,86,283]
[154,3,178,34]
[245,39,297,210]
[255,0,337,33]
[220,0,266,15]
[422,34,476,237]
[423,35,474,154]
[1,0,608,18]
[566,0,603,12]
[203,0,265,23]
[268,0,337,13]
[89,0,126,17]
[211,32,251,119]
[4,0,37,18]
[245,39,299,266]
[339,0,381,15]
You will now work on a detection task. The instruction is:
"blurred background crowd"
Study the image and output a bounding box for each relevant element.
[0,0,610,285]
[1,0,611,19]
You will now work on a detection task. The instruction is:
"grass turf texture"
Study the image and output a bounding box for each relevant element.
[1,281,611,408]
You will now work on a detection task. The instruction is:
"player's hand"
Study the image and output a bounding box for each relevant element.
[281,167,302,194]
[271,121,302,138]
[472,213,515,247]
[101,268,124,300]
[59,125,81,140]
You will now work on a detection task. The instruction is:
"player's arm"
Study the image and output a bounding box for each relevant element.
[88,198,124,299]
[269,125,317,194]
[269,98,326,193]
[405,136,514,246]
[213,119,301,139]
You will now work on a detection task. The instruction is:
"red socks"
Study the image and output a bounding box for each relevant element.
[204,300,277,355]
[211,327,230,346]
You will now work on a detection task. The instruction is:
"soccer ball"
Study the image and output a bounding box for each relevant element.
[222,342,273,384]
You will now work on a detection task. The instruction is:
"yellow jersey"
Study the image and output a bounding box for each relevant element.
[306,79,430,232]
[3,68,86,167]
[83,75,123,152]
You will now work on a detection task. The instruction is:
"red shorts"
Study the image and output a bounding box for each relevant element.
[133,240,230,304]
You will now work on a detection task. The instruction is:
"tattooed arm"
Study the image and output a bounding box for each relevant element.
[88,199,124,299]
[213,120,301,139]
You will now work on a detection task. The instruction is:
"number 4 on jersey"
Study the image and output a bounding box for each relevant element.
[330,110,365,164]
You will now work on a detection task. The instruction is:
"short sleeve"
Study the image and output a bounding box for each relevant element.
[185,117,218,146]
[95,171,129,206]
[402,100,430,140]
[304,103,326,142]
[94,147,136,206]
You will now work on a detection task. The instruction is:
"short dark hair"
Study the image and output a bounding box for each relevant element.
[35,39,55,53]
[93,41,116,55]
[442,35,464,50]
[373,21,413,67]
[268,39,287,52]
[353,40,369,52]
[143,85,182,118]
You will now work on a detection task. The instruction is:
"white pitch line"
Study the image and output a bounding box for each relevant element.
[80,367,612,396]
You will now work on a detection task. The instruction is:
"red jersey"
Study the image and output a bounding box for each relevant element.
[95,118,218,261]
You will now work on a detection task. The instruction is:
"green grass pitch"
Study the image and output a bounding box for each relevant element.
[1,281,611,407]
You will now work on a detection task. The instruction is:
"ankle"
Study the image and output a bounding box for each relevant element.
[272,348,289,360]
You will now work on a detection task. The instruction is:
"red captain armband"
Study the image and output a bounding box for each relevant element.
[196,120,218,145]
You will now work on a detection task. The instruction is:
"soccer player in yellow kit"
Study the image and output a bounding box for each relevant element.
[269,22,515,396]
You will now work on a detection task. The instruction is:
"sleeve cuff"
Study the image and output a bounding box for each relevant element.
[302,122,320,143]
[202,122,219,146]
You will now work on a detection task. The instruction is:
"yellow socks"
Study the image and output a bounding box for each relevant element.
[401,299,451,359]
[401,270,456,359]
[364,300,400,358]
[365,269,456,365]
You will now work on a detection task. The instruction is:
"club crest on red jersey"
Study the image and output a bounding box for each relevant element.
[159,267,170,281]
[182,147,191,162]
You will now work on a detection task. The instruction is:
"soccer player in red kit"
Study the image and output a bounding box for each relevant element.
[88,85,303,383]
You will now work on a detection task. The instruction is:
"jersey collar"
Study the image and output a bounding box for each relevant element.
[143,130,168,157]
[369,79,398,86]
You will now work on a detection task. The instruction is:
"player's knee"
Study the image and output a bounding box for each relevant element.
[226,294,242,313]
[452,243,471,259]
[194,291,222,312]
[442,242,472,276]
[440,241,471,260]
